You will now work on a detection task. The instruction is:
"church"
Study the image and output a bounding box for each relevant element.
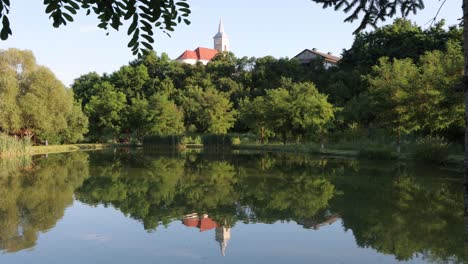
[175,20,229,65]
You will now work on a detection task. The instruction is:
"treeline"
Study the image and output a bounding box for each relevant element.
[0,49,88,144]
[71,19,463,145]
[0,19,461,147]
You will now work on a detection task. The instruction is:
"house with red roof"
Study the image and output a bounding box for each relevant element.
[176,20,229,65]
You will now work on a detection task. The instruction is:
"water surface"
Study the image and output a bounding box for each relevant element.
[0,149,466,263]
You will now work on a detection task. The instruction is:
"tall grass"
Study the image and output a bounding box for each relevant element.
[0,134,31,158]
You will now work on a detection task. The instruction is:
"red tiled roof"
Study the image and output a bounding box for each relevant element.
[182,216,218,232]
[183,218,199,228]
[195,47,218,61]
[199,218,218,232]
[177,50,198,60]
[176,47,218,61]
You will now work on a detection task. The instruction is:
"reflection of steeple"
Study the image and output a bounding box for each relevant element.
[215,226,231,256]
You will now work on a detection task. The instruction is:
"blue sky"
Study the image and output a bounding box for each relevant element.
[0,0,462,86]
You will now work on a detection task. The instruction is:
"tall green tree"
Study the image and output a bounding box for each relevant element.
[367,58,421,151]
[0,49,88,143]
[147,93,185,136]
[85,81,127,141]
[239,97,270,144]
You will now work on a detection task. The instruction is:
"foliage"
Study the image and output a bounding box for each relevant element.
[310,0,425,33]
[367,41,463,145]
[147,93,185,136]
[180,135,202,145]
[0,49,88,144]
[411,136,450,164]
[85,81,127,141]
[262,79,336,144]
[0,0,191,56]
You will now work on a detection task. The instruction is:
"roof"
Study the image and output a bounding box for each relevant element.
[176,47,218,61]
[182,215,218,232]
[294,49,341,64]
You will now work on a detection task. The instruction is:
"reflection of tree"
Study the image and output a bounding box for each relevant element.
[71,150,468,263]
[331,164,468,263]
[0,152,89,253]
[76,151,335,231]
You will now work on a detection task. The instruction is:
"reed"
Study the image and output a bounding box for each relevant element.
[0,134,31,158]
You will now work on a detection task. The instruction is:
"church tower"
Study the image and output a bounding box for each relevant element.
[213,19,229,52]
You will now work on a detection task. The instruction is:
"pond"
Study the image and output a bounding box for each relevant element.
[0,149,467,263]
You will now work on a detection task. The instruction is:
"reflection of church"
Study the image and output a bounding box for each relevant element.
[182,213,231,256]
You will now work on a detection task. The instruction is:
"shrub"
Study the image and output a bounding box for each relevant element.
[411,136,450,164]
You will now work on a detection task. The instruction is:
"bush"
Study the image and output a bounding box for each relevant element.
[411,136,450,164]
[358,147,397,160]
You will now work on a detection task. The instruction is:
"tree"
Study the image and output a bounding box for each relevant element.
[71,72,102,107]
[367,57,421,152]
[261,79,335,145]
[0,49,88,143]
[0,0,191,56]
[85,81,127,141]
[199,88,237,134]
[147,93,185,136]
[340,19,462,72]
[239,97,270,144]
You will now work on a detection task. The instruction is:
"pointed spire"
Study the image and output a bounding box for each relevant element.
[218,19,224,33]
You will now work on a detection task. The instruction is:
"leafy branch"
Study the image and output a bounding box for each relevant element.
[311,0,425,33]
[0,0,191,56]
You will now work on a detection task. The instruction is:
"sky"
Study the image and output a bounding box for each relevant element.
[0,0,462,86]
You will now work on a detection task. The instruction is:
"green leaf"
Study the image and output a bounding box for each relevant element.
[63,12,74,22]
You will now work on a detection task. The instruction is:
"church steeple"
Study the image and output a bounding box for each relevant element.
[218,19,224,34]
[213,19,229,52]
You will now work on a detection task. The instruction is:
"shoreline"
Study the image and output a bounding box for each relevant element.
[1,143,463,169]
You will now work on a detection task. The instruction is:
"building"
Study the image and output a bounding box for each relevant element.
[182,213,218,232]
[176,20,229,65]
[294,48,341,69]
[215,226,231,257]
[182,213,232,256]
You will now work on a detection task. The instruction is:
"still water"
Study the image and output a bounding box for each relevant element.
[0,149,467,263]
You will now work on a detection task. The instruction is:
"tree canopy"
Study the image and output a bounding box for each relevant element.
[0,49,88,143]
